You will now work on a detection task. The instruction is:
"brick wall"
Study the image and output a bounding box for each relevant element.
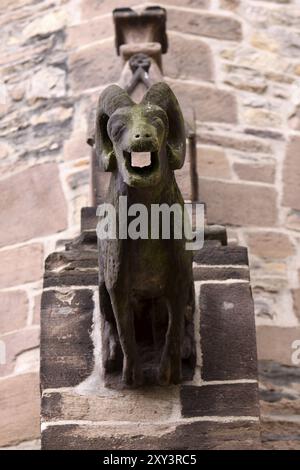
[0,0,300,449]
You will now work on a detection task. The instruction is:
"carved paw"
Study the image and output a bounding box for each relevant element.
[158,354,181,385]
[122,359,143,387]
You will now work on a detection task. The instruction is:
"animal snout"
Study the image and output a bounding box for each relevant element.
[134,132,153,141]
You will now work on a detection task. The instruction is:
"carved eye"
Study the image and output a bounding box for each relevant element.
[110,123,125,141]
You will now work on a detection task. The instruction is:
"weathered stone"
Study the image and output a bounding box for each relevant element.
[163,33,213,82]
[197,130,273,153]
[283,136,300,210]
[257,326,300,366]
[194,244,249,266]
[30,106,72,126]
[23,11,66,40]
[0,291,28,334]
[224,65,268,94]
[0,373,40,447]
[199,179,277,227]
[243,108,282,128]
[193,265,249,281]
[261,418,300,450]
[168,9,242,41]
[0,244,43,288]
[40,289,94,389]
[244,128,284,141]
[0,327,39,376]
[250,31,279,53]
[64,130,90,161]
[42,387,179,423]
[167,81,238,124]
[196,146,231,179]
[26,67,66,102]
[66,16,114,49]
[289,105,300,130]
[33,294,41,325]
[220,0,240,10]
[69,40,122,92]
[43,250,98,288]
[286,210,300,232]
[0,163,68,247]
[234,162,275,183]
[200,283,258,381]
[42,420,260,450]
[81,0,209,19]
[246,231,295,260]
[181,383,259,417]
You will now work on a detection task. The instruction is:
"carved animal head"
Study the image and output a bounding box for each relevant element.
[95,82,186,188]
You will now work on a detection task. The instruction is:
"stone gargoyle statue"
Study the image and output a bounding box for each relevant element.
[95,82,195,388]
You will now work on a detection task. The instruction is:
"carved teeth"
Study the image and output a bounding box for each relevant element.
[131,152,151,168]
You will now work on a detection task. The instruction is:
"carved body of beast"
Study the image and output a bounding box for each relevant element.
[96,82,195,387]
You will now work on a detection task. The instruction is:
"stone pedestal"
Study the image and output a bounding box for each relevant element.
[40,208,261,450]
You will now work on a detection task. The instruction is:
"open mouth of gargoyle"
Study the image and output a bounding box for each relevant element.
[124,151,159,176]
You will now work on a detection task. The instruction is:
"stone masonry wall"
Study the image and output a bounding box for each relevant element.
[0,0,300,449]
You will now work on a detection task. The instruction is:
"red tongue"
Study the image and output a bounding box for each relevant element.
[131,152,151,168]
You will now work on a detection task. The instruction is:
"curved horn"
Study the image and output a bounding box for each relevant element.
[95,85,134,171]
[142,82,186,170]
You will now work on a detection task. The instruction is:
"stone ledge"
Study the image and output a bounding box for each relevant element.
[41,420,261,450]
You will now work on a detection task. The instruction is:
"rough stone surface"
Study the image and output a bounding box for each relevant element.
[246,231,295,260]
[197,146,231,179]
[283,136,300,211]
[0,244,44,288]
[0,327,39,376]
[0,291,28,334]
[163,33,213,82]
[42,420,260,450]
[40,289,95,389]
[257,326,300,366]
[168,9,242,41]
[69,40,122,92]
[199,179,277,227]
[181,383,259,417]
[0,164,68,247]
[234,162,275,183]
[168,81,238,124]
[200,283,258,381]
[0,373,40,447]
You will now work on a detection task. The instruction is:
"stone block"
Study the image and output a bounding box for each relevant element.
[0,327,39,376]
[0,244,44,288]
[283,136,300,210]
[40,289,95,389]
[168,9,242,41]
[42,420,260,450]
[0,373,40,447]
[199,179,277,227]
[181,382,259,417]
[245,231,295,260]
[0,163,68,247]
[69,40,122,92]
[200,283,258,381]
[0,291,28,334]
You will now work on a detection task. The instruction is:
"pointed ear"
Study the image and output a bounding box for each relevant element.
[142,82,186,170]
[95,85,134,171]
